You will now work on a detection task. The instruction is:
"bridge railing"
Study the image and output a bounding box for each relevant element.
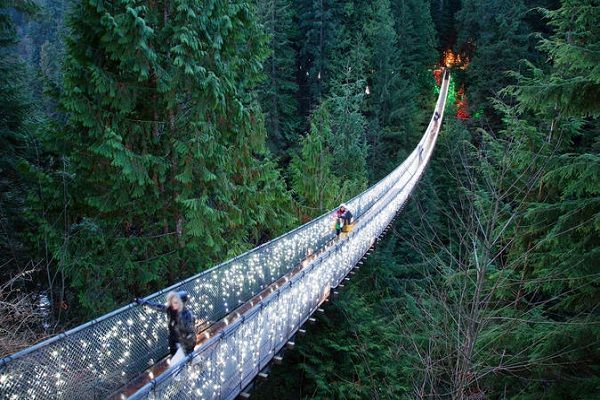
[131,158,421,399]
[0,71,449,400]
[129,70,450,400]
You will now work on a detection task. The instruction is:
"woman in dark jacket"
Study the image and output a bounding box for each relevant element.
[136,291,196,357]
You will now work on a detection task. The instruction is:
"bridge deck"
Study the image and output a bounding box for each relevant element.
[110,237,343,399]
[0,70,450,400]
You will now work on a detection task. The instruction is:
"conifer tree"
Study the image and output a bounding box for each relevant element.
[392,0,437,87]
[429,0,461,50]
[488,105,600,398]
[56,0,294,316]
[290,38,369,218]
[325,39,369,196]
[0,0,39,275]
[398,2,600,397]
[362,0,397,127]
[456,0,533,121]
[13,0,67,98]
[486,2,600,396]
[363,0,431,179]
[295,0,347,111]
[514,0,600,118]
[289,106,340,218]
[255,0,301,160]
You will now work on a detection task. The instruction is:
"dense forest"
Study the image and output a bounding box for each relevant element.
[0,0,598,398]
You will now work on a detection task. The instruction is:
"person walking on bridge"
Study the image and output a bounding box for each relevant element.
[136,291,196,364]
[340,204,353,226]
[333,204,353,237]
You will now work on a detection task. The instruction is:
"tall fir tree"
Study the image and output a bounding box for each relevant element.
[429,0,462,51]
[325,38,369,197]
[481,103,600,398]
[289,105,341,219]
[394,1,600,398]
[0,0,39,275]
[53,0,294,318]
[295,0,347,113]
[363,0,397,128]
[363,0,437,180]
[513,0,600,118]
[392,0,438,90]
[14,0,68,99]
[455,0,534,122]
[255,0,301,160]
[486,1,600,396]
[289,35,370,220]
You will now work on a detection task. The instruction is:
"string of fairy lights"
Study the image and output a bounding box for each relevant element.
[131,73,449,400]
[136,145,423,398]
[0,75,449,400]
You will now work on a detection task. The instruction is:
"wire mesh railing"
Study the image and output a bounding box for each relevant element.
[0,69,449,400]
[127,70,450,400]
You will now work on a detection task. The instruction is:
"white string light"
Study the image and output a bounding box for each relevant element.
[131,72,450,400]
[0,74,450,400]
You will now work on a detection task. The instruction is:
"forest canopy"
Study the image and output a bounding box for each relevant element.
[0,0,598,398]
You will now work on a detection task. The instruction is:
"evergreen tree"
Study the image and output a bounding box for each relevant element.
[483,2,600,396]
[255,0,301,160]
[429,0,462,51]
[484,103,600,398]
[325,36,369,196]
[3,0,598,396]
[0,0,51,355]
[363,0,397,128]
[289,106,340,219]
[513,0,600,118]
[289,41,369,220]
[363,0,437,180]
[396,1,600,397]
[392,0,437,90]
[0,0,39,275]
[295,0,347,112]
[53,0,294,317]
[456,0,534,122]
[14,0,67,99]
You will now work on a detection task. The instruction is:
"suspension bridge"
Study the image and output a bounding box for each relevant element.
[0,70,450,400]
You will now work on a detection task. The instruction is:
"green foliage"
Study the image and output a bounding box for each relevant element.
[475,102,600,399]
[429,0,461,50]
[295,0,347,108]
[364,0,437,180]
[289,49,370,219]
[512,0,600,118]
[260,1,600,398]
[2,0,597,397]
[0,0,39,275]
[289,106,341,217]
[255,0,301,159]
[397,1,600,395]
[362,0,398,128]
[44,0,296,318]
[393,0,437,83]
[324,41,369,197]
[456,0,536,123]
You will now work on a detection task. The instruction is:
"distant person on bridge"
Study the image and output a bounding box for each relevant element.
[333,204,353,236]
[135,291,196,364]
